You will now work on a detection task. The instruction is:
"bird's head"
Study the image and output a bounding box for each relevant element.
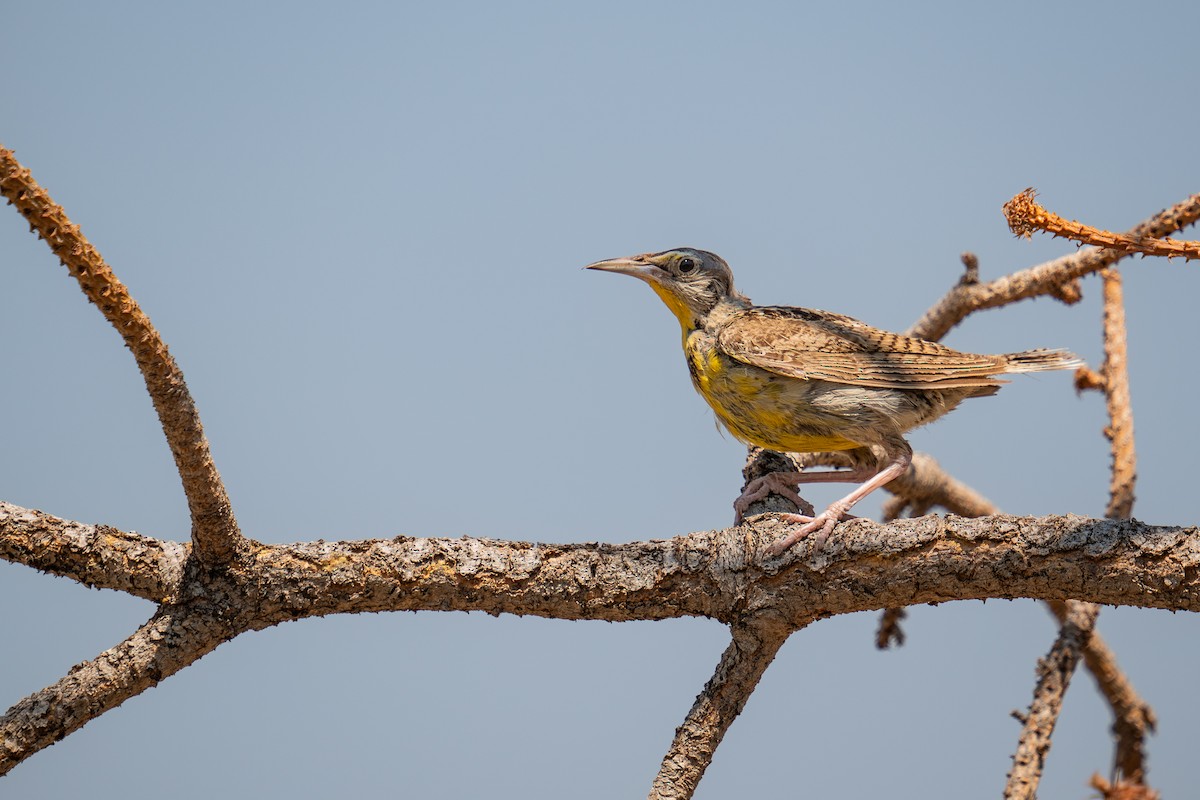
[585,248,746,329]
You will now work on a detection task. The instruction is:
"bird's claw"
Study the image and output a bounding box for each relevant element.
[764,507,856,556]
[733,473,813,524]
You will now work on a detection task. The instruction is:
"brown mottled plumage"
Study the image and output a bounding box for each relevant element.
[587,247,1081,555]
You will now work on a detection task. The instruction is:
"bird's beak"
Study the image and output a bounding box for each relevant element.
[584,256,663,282]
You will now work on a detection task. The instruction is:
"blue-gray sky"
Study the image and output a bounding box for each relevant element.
[3,3,1198,797]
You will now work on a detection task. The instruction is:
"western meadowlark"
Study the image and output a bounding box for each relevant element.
[586,247,1080,555]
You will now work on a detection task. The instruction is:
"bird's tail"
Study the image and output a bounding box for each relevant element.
[1002,348,1084,374]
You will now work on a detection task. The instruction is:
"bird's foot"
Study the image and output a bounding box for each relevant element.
[733,472,813,523]
[764,505,857,556]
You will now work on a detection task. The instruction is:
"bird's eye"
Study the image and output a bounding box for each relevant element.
[678,258,696,273]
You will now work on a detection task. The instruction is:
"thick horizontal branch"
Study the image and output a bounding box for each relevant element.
[243,514,1200,629]
[5,502,1200,629]
[4,500,1196,772]
[0,502,184,602]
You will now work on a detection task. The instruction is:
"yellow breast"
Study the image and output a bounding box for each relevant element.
[684,331,863,453]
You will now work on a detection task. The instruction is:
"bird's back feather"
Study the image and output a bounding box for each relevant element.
[716,306,1080,391]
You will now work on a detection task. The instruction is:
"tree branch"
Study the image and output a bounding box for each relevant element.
[0,146,243,565]
[2,504,1195,771]
[0,605,232,774]
[1098,268,1137,520]
[1047,601,1156,785]
[648,620,792,799]
[906,192,1200,342]
[1005,189,1200,261]
[0,502,184,602]
[1004,600,1101,799]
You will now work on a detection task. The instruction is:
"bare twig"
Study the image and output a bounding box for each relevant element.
[1047,602,1157,785]
[648,621,792,799]
[1005,189,1200,261]
[0,146,242,565]
[907,192,1200,341]
[1004,601,1101,799]
[1098,269,1136,519]
[1075,366,1107,393]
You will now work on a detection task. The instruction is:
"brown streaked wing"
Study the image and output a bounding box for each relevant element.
[717,306,1012,390]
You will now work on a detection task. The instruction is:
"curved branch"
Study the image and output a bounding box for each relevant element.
[0,605,233,775]
[0,502,184,601]
[907,192,1200,341]
[649,620,792,800]
[0,146,243,564]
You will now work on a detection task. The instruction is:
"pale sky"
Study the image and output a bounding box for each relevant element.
[3,3,1199,797]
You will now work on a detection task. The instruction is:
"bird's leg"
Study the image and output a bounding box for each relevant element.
[733,467,878,524]
[765,446,913,556]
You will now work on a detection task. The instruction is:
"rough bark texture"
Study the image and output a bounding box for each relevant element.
[0,503,184,601]
[0,146,243,565]
[0,607,233,775]
[1004,601,1100,799]
[4,500,1199,773]
[648,622,791,799]
[1048,600,1156,784]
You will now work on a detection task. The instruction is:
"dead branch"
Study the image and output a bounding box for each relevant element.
[3,501,1198,773]
[648,620,792,799]
[1048,601,1157,785]
[1099,269,1137,519]
[1005,189,1200,261]
[907,192,1200,341]
[0,503,182,602]
[1004,601,1100,799]
[0,146,243,565]
[0,606,232,775]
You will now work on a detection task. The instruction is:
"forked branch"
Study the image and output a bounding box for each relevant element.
[907,192,1200,341]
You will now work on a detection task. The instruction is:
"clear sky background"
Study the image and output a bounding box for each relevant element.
[3,3,1198,797]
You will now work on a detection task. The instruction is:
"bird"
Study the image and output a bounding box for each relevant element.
[586,247,1081,556]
